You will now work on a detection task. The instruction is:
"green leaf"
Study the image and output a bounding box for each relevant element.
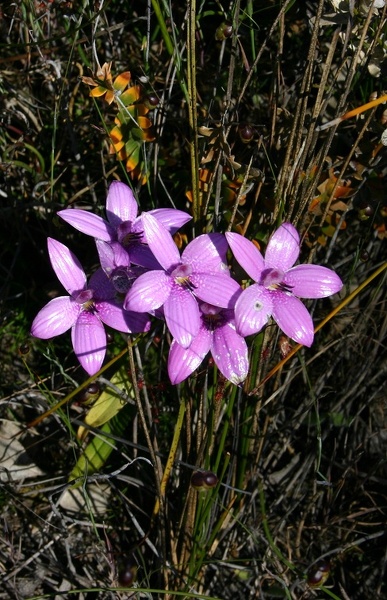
[79,365,134,435]
[69,403,133,485]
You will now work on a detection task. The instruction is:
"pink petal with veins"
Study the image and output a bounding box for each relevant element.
[31,296,79,338]
[264,223,300,272]
[271,291,314,346]
[72,311,106,375]
[57,210,114,241]
[225,232,265,281]
[283,264,343,298]
[164,286,200,348]
[106,181,138,227]
[48,238,87,295]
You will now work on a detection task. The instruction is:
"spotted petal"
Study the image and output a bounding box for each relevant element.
[264,223,300,272]
[48,238,87,296]
[58,209,114,241]
[168,327,211,384]
[271,291,314,346]
[72,311,106,375]
[283,264,343,298]
[234,284,273,337]
[31,296,79,339]
[212,320,249,384]
[225,232,265,281]
[105,181,138,228]
[164,286,200,348]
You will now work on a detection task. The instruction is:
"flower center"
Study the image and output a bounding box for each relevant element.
[112,269,132,294]
[75,289,95,310]
[261,268,293,293]
[261,268,284,288]
[117,222,143,247]
[111,267,140,294]
[171,263,196,291]
[201,303,222,330]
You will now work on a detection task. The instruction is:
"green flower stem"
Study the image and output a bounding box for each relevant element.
[187,0,200,223]
[151,0,199,220]
[151,0,189,102]
[152,395,186,519]
[258,480,296,575]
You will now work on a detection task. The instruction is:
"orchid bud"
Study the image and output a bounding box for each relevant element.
[18,342,30,356]
[143,94,159,109]
[360,249,369,262]
[358,205,374,220]
[77,382,100,405]
[238,124,255,143]
[118,558,137,587]
[191,470,218,490]
[307,559,330,588]
[278,336,291,359]
[215,21,233,41]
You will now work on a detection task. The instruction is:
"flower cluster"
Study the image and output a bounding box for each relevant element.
[31,182,343,383]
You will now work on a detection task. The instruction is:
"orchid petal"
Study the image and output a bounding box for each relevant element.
[271,291,314,346]
[225,232,265,281]
[95,240,116,276]
[72,311,106,375]
[183,233,229,273]
[191,273,241,308]
[148,208,192,233]
[168,327,211,384]
[47,238,87,296]
[234,284,273,337]
[164,286,200,348]
[58,209,114,241]
[129,243,163,269]
[96,240,130,277]
[31,296,79,338]
[212,322,249,384]
[142,212,180,270]
[89,268,116,300]
[264,223,300,271]
[124,270,171,312]
[105,181,138,228]
[283,264,343,298]
[96,300,150,333]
